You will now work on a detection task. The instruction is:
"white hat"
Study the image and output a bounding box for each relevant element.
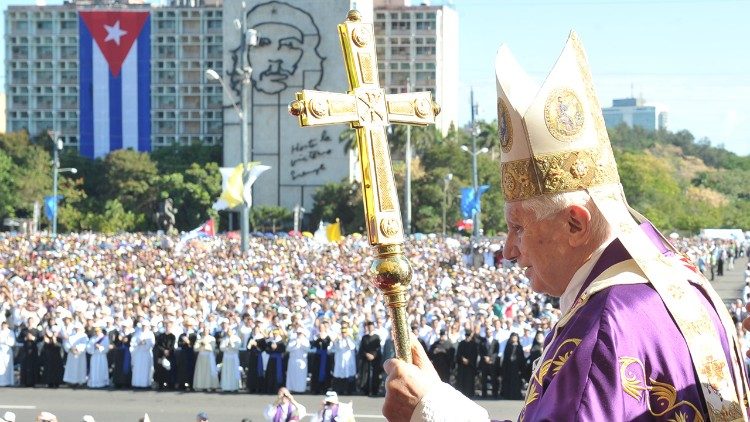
[3,411,16,422]
[324,390,339,403]
[82,416,96,422]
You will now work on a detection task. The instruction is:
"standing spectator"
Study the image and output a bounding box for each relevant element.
[263,328,286,394]
[0,321,16,386]
[285,327,311,393]
[153,321,176,390]
[454,329,479,398]
[331,320,356,395]
[428,329,454,383]
[356,321,381,396]
[174,333,194,391]
[130,322,155,389]
[246,327,265,394]
[39,329,64,388]
[193,325,219,391]
[86,326,109,388]
[110,333,132,388]
[19,328,40,387]
[263,387,307,422]
[63,324,87,387]
[219,327,241,392]
[479,326,500,399]
[500,332,525,400]
[310,321,333,395]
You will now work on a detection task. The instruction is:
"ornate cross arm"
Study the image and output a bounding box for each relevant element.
[288,10,440,363]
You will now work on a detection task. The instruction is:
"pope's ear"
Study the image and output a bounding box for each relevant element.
[566,204,592,247]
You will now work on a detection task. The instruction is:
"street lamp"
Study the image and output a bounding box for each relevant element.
[205,2,258,253]
[48,130,77,238]
[461,125,489,237]
[442,173,453,235]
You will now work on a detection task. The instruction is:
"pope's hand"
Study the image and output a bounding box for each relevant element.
[382,333,441,422]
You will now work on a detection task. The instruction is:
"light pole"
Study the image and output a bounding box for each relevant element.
[404,78,412,235]
[206,3,257,253]
[461,141,488,238]
[48,129,77,238]
[442,173,453,235]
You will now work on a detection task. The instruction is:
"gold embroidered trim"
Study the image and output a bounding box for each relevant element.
[497,97,513,153]
[619,356,705,422]
[544,88,585,142]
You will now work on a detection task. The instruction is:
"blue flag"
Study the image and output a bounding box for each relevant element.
[44,195,63,221]
[460,185,490,218]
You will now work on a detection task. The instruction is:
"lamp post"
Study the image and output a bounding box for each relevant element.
[48,129,77,238]
[461,141,488,238]
[442,173,453,235]
[206,3,257,253]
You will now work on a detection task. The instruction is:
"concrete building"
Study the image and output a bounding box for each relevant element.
[602,97,668,132]
[373,0,458,134]
[3,0,223,149]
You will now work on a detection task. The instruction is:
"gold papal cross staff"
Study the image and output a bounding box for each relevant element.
[288,10,440,363]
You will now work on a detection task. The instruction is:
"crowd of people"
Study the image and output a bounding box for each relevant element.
[0,232,747,400]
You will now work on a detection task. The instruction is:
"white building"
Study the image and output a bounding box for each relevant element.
[373,0,458,134]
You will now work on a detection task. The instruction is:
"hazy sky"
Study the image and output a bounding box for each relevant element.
[2,0,748,155]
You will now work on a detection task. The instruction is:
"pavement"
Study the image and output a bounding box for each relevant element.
[0,388,524,422]
[709,256,748,306]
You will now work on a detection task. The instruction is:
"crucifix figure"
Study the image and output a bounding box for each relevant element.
[289,10,440,363]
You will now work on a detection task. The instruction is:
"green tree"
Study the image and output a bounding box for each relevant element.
[0,131,52,217]
[309,181,364,233]
[0,150,18,219]
[249,205,293,233]
[81,199,143,233]
[155,163,222,231]
[150,142,222,174]
[101,149,159,226]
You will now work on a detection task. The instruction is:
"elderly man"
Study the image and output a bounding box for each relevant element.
[382,31,749,421]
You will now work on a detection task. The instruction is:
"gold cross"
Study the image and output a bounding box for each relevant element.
[289,9,440,246]
[288,10,440,363]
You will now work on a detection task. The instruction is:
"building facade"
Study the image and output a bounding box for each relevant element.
[602,97,668,132]
[4,0,223,149]
[373,0,458,134]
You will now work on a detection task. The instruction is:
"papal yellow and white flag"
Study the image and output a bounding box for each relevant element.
[213,162,271,210]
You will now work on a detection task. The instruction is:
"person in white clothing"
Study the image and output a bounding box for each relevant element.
[193,326,219,391]
[330,320,356,395]
[86,326,109,388]
[130,322,156,388]
[219,329,241,392]
[285,327,311,393]
[62,324,88,386]
[0,321,15,386]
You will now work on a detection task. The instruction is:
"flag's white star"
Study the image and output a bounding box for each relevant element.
[103,20,128,45]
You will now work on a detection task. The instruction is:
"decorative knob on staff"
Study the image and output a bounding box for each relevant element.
[288,10,440,362]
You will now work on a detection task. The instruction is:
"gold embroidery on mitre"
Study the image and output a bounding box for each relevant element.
[497,97,514,153]
[544,88,585,142]
[535,150,597,194]
[501,159,541,201]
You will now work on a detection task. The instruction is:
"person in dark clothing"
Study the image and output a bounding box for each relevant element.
[356,321,382,396]
[454,329,479,398]
[246,327,266,394]
[480,332,500,398]
[19,329,40,387]
[524,331,545,383]
[428,329,455,383]
[500,332,526,400]
[153,324,176,390]
[111,333,132,388]
[40,330,64,388]
[174,333,195,391]
[263,329,287,394]
[310,322,333,395]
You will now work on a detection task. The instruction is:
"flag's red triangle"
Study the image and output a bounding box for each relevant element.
[80,11,149,77]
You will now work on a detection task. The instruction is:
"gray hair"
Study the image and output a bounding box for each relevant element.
[512,188,616,243]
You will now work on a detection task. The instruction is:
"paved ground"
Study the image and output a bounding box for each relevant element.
[710,256,748,305]
[0,388,524,421]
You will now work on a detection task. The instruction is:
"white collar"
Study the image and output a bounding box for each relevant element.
[559,240,612,314]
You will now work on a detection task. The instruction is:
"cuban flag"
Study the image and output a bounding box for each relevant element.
[79,11,151,159]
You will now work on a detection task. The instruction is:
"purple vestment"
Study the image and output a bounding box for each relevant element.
[518,239,746,421]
